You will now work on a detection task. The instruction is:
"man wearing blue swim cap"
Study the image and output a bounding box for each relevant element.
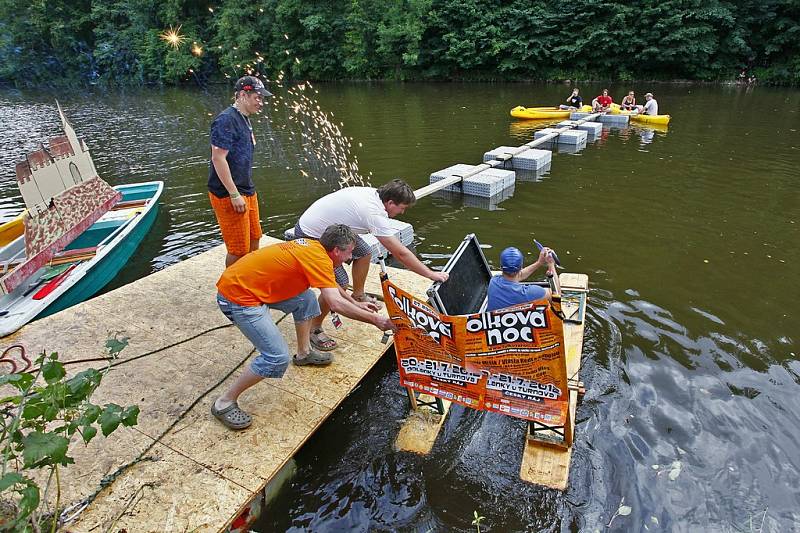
[486,245,557,311]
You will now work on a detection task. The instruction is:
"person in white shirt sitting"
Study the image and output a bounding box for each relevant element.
[637,92,659,115]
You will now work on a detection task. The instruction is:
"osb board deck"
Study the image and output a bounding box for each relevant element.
[0,236,428,532]
[520,272,589,490]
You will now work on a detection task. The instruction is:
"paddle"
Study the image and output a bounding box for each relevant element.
[32,263,79,300]
[534,239,563,269]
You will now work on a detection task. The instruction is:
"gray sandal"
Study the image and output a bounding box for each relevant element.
[293,348,333,366]
[211,401,252,430]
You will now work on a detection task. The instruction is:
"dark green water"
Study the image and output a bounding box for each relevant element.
[1,82,798,531]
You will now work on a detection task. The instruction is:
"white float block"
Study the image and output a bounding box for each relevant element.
[557,120,602,137]
[385,218,415,246]
[578,121,603,136]
[597,114,629,126]
[535,128,587,145]
[431,163,514,198]
[516,163,551,182]
[462,171,508,198]
[483,146,552,171]
[430,163,476,192]
[538,139,588,154]
[463,185,515,211]
[360,233,388,262]
[570,112,592,120]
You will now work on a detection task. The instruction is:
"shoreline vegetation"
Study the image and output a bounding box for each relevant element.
[1,0,798,88]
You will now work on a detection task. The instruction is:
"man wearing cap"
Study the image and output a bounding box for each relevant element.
[209,75,273,267]
[487,246,557,312]
[639,92,659,115]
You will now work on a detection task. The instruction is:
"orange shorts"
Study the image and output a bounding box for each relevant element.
[209,192,263,257]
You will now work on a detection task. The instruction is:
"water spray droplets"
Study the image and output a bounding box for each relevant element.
[264,81,368,187]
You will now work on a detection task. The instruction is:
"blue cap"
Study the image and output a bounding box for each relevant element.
[500,247,524,273]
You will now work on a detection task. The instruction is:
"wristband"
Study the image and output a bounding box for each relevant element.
[230,192,241,200]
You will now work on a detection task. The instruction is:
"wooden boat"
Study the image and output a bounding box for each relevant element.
[510,105,592,120]
[0,104,163,337]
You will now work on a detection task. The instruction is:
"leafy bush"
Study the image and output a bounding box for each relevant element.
[0,351,139,531]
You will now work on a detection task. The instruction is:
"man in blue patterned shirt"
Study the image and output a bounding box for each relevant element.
[208,76,272,266]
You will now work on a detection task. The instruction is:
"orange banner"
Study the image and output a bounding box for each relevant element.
[382,278,568,425]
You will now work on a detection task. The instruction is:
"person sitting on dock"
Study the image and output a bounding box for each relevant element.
[293,179,448,352]
[620,90,636,111]
[638,92,659,115]
[486,246,557,312]
[591,88,613,113]
[559,88,583,110]
[211,224,395,430]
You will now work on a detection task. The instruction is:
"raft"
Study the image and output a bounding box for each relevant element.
[510,105,592,120]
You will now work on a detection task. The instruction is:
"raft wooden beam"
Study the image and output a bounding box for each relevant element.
[520,272,589,490]
[414,113,601,200]
[394,393,452,454]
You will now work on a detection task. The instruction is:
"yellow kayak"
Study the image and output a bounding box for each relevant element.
[510,105,592,120]
[630,113,671,125]
[614,104,671,124]
[0,211,25,247]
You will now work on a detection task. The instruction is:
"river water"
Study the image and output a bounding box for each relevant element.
[1,82,798,531]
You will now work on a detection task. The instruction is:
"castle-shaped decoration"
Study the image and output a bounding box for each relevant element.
[1,102,121,294]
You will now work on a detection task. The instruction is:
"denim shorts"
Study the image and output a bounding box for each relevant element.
[293,222,372,287]
[216,290,320,378]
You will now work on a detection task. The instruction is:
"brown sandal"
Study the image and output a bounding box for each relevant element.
[310,328,337,351]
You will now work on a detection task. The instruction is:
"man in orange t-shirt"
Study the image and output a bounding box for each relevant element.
[211,224,395,430]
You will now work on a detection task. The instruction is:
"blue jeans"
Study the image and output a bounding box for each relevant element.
[216,291,320,378]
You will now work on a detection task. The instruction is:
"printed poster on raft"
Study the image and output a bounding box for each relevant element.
[382,278,569,426]
[382,278,484,410]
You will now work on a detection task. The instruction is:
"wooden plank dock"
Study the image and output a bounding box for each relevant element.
[1,236,430,532]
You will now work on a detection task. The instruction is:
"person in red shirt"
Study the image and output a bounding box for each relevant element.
[211,224,395,430]
[592,88,614,112]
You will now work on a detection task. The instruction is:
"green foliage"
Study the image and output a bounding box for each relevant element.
[0,0,799,85]
[0,351,139,531]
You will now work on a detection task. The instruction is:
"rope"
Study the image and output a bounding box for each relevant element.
[26,323,235,374]
[51,313,289,527]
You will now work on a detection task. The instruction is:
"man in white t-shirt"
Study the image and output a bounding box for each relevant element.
[639,92,659,115]
[294,179,449,351]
